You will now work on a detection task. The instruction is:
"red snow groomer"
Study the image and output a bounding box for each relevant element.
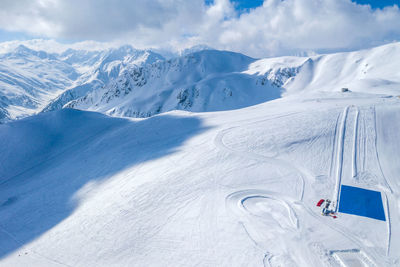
[316,199,337,218]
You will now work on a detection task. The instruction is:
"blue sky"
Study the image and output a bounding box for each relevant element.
[0,29,31,42]
[353,0,399,8]
[206,0,400,10]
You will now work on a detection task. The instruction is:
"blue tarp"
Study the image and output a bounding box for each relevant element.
[338,185,386,221]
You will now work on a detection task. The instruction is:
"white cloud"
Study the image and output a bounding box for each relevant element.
[0,0,399,57]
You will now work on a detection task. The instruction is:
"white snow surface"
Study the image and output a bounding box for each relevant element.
[1,42,400,266]
[1,90,400,266]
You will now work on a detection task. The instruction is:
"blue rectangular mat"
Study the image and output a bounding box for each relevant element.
[338,185,386,221]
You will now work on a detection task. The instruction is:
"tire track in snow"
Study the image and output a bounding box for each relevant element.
[225,190,299,267]
[352,107,359,179]
[333,106,349,212]
[226,190,299,229]
[214,128,305,201]
[373,106,394,194]
[382,192,391,256]
[330,106,392,262]
[329,114,341,180]
[362,112,367,172]
[372,106,395,257]
[214,114,307,266]
[298,202,384,265]
[215,107,389,265]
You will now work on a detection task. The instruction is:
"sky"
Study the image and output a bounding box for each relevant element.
[0,0,399,57]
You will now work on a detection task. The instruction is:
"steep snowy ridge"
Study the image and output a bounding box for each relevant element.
[67,50,284,117]
[2,42,400,123]
[41,46,164,113]
[0,44,164,123]
[67,42,400,119]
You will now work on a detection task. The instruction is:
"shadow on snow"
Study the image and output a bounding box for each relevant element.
[0,108,209,259]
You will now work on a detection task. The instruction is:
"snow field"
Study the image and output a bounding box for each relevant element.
[1,92,399,266]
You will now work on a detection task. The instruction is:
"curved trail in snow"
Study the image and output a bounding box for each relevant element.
[215,106,392,266]
[325,105,392,263]
[214,113,308,266]
[326,105,391,263]
[214,127,306,202]
[226,190,299,230]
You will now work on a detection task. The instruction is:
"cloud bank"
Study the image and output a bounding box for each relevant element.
[0,0,399,57]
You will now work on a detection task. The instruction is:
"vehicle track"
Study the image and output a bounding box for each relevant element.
[214,126,306,202]
[352,107,359,179]
[332,106,349,212]
[215,106,392,266]
[330,105,392,262]
[372,106,396,257]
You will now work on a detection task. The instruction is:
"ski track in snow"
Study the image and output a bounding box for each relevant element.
[216,105,397,266]
[214,113,307,266]
[329,105,394,263]
[1,98,399,266]
[329,114,341,180]
[372,106,397,257]
[333,106,349,212]
[373,106,394,194]
[352,107,359,179]
[0,225,71,267]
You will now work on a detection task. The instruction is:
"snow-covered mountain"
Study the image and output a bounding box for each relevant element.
[66,50,283,117]
[2,42,400,123]
[42,46,164,113]
[245,41,400,96]
[67,42,400,118]
[0,44,164,123]
[0,45,78,122]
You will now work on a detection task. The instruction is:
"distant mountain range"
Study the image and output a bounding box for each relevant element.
[0,44,164,122]
[1,42,400,123]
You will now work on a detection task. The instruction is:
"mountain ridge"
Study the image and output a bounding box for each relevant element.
[1,42,400,122]
[0,44,164,123]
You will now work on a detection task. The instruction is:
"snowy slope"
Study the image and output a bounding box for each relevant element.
[246,42,400,96]
[1,92,400,266]
[0,44,164,123]
[67,42,400,119]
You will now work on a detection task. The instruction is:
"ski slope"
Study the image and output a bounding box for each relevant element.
[1,90,399,266]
